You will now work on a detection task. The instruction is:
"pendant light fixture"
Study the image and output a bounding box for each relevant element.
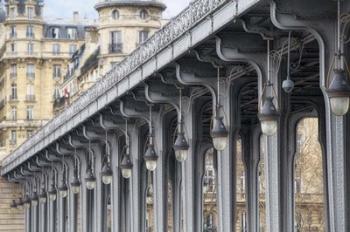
[39,188,47,204]
[71,149,81,194]
[282,31,295,93]
[121,119,133,179]
[259,40,280,136]
[48,170,57,201]
[58,162,68,198]
[327,0,350,116]
[31,191,38,207]
[85,141,97,190]
[173,88,189,162]
[144,105,158,171]
[23,193,30,209]
[101,131,113,185]
[39,174,47,204]
[211,67,228,151]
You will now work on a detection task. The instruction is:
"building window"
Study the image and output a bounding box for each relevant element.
[10,83,17,100]
[109,31,122,53]
[26,106,33,120]
[27,7,34,19]
[67,27,78,40]
[50,27,60,39]
[27,130,34,138]
[26,25,34,38]
[9,7,16,19]
[53,87,60,100]
[10,130,17,145]
[112,9,119,20]
[140,9,149,20]
[10,25,16,38]
[11,107,17,121]
[26,84,35,101]
[27,64,35,80]
[69,44,77,55]
[52,44,61,55]
[10,43,16,53]
[27,43,34,55]
[53,65,61,79]
[10,64,17,79]
[139,31,149,44]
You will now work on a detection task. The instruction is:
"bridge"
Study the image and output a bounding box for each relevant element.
[1,0,350,231]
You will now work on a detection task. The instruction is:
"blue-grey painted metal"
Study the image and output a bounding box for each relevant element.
[3,1,350,232]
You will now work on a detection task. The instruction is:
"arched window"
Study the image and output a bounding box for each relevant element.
[11,83,17,100]
[11,106,17,121]
[145,172,154,231]
[112,9,119,20]
[140,9,148,20]
[202,148,218,231]
[294,118,325,231]
[235,138,247,231]
[102,184,112,232]
[258,136,266,232]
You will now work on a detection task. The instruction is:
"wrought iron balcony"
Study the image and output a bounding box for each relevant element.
[0,99,5,110]
[26,33,35,39]
[9,139,16,146]
[27,73,35,79]
[109,43,123,53]
[9,32,17,39]
[25,95,36,102]
[10,73,17,79]
[8,95,18,101]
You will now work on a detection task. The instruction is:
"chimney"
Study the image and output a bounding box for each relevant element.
[73,11,79,23]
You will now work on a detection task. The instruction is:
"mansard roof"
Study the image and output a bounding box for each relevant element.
[95,0,166,11]
[1,0,258,175]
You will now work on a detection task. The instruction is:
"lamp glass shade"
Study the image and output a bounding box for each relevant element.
[71,176,81,194]
[31,200,38,207]
[327,69,350,116]
[39,195,46,204]
[145,160,157,171]
[144,144,158,171]
[212,137,227,151]
[121,168,132,179]
[175,150,188,162]
[49,193,56,201]
[59,189,68,198]
[85,168,97,190]
[211,117,228,151]
[86,180,96,190]
[173,132,189,162]
[330,97,350,116]
[102,175,113,185]
[71,185,80,194]
[101,163,113,185]
[258,96,279,136]
[261,120,278,136]
[120,154,133,179]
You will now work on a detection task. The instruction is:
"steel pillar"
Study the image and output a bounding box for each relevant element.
[241,125,260,232]
[270,1,350,231]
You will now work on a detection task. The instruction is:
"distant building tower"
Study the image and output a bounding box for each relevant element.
[0,0,87,156]
[94,0,166,74]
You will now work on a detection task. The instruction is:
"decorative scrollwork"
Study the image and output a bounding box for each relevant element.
[2,0,227,169]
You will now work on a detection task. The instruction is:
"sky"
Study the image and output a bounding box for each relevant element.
[44,0,191,21]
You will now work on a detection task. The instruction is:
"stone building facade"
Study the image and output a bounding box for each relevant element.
[54,0,166,112]
[0,0,165,231]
